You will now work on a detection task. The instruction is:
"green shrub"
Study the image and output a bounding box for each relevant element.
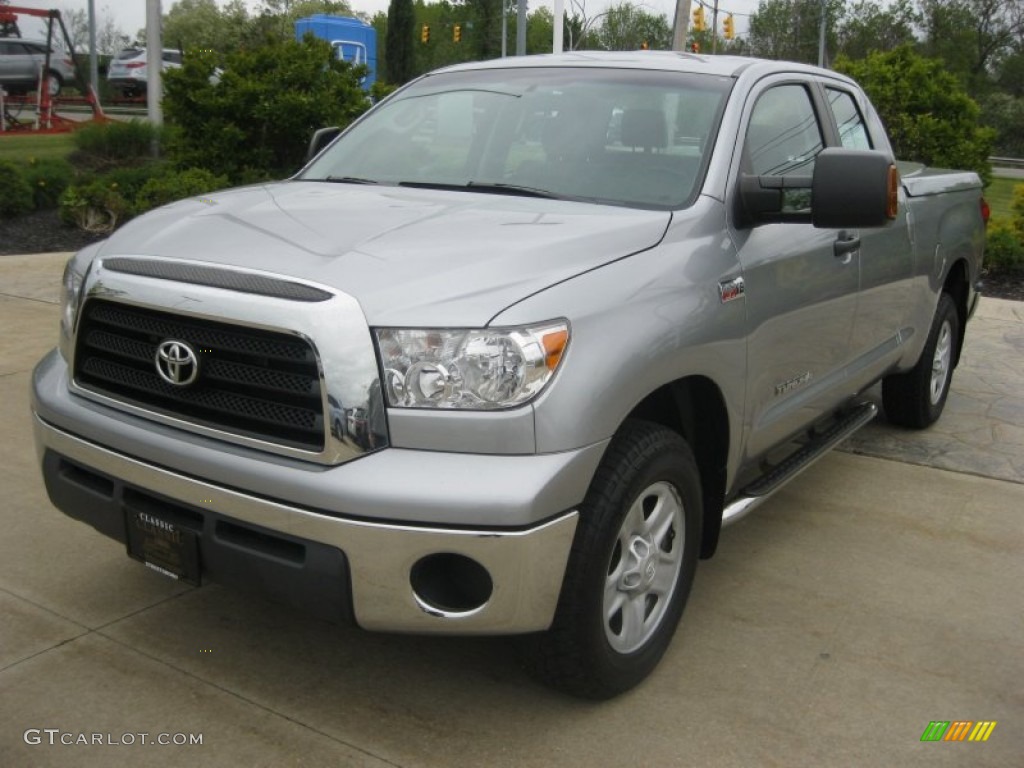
[21,157,75,210]
[835,47,994,185]
[59,177,133,233]
[135,168,229,213]
[71,120,162,171]
[1012,184,1024,236]
[163,39,370,183]
[100,163,172,208]
[370,81,399,103]
[985,217,1024,273]
[0,161,34,216]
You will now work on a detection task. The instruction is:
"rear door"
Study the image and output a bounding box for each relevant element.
[822,83,915,387]
[728,77,860,462]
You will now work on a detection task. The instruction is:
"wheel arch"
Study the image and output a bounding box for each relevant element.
[625,376,729,559]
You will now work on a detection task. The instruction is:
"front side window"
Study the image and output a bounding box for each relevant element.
[300,67,733,209]
[745,84,824,177]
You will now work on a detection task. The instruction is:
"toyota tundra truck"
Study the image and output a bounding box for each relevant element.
[31,52,986,699]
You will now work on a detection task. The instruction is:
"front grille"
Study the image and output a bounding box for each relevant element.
[73,300,325,452]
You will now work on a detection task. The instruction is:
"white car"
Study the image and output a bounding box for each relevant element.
[107,47,182,97]
[0,38,76,97]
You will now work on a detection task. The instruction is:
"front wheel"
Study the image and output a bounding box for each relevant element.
[529,420,702,699]
[43,70,63,98]
[882,292,959,428]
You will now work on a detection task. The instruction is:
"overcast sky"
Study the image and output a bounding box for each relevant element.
[12,0,761,45]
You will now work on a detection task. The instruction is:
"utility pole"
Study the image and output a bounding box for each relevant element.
[671,0,692,51]
[711,0,719,54]
[516,0,526,55]
[817,0,826,66]
[146,0,162,129]
[87,0,98,94]
[553,0,563,53]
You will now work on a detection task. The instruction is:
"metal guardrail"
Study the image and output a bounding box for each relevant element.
[990,156,1024,169]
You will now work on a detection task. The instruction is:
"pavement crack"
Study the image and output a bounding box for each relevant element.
[0,291,59,305]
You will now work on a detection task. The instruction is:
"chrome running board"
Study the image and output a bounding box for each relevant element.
[721,401,878,527]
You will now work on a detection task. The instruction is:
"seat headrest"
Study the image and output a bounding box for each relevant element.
[621,109,667,150]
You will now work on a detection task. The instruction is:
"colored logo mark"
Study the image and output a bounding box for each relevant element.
[920,721,997,742]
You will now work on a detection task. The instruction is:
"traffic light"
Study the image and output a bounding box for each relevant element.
[723,14,735,40]
[640,40,649,50]
[692,5,705,32]
[453,23,461,43]
[421,24,430,44]
[691,41,701,53]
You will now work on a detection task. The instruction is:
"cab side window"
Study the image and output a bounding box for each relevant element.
[826,88,872,150]
[745,84,824,177]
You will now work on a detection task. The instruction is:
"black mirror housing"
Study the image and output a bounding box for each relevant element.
[811,148,895,229]
[306,126,342,165]
[736,148,898,230]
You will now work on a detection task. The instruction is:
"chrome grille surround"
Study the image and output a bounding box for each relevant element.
[68,256,387,465]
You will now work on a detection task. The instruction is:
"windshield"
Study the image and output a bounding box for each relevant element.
[300,67,733,209]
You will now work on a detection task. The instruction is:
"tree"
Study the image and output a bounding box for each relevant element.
[61,7,89,51]
[917,0,1024,92]
[96,8,129,55]
[597,3,671,50]
[386,0,414,84]
[836,0,918,59]
[835,46,994,183]
[748,0,843,64]
[162,0,247,52]
[163,37,370,181]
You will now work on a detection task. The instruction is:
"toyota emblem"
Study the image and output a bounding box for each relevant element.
[155,340,200,386]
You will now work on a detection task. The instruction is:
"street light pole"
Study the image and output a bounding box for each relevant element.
[87,0,98,94]
[146,0,162,129]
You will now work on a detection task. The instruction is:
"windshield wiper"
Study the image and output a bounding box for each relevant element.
[322,175,381,185]
[397,180,561,199]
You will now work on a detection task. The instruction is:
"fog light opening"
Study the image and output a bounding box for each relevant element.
[410,553,493,616]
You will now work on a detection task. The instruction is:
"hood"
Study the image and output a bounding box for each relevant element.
[97,181,671,326]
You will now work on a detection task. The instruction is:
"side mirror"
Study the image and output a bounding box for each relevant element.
[811,148,898,229]
[306,126,342,165]
[736,148,898,229]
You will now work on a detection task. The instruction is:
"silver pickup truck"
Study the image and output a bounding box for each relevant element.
[31,52,986,698]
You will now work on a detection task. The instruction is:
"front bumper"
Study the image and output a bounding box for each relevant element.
[35,415,579,633]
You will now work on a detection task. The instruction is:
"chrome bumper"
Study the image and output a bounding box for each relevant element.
[34,416,579,634]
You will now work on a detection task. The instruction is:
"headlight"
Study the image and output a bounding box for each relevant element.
[59,258,85,360]
[375,321,569,409]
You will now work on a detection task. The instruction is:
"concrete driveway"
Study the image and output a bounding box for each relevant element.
[1,253,1022,767]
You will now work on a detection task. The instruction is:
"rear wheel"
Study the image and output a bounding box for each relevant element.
[883,292,959,428]
[529,420,701,699]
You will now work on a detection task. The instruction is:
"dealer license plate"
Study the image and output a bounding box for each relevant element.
[125,509,201,586]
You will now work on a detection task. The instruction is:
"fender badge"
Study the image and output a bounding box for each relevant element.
[719,277,746,303]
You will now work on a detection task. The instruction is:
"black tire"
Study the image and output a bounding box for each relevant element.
[883,292,959,428]
[44,70,63,98]
[528,419,702,699]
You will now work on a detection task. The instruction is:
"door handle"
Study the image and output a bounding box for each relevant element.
[834,230,861,259]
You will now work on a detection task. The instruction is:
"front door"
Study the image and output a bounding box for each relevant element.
[729,80,860,463]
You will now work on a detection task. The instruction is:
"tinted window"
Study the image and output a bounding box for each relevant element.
[302,67,732,209]
[163,51,182,64]
[746,84,823,177]
[827,88,872,149]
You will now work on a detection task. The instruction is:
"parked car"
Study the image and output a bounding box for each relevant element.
[106,47,181,97]
[0,38,75,97]
[33,53,986,699]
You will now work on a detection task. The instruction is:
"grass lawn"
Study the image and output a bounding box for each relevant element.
[987,175,1021,220]
[0,132,75,164]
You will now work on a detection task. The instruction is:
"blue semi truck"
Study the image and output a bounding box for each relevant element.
[295,14,377,89]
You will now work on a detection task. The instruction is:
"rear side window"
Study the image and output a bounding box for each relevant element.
[163,51,182,64]
[745,84,823,177]
[826,88,872,149]
[115,48,143,61]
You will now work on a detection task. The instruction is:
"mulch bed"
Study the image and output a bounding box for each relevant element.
[2,209,1022,301]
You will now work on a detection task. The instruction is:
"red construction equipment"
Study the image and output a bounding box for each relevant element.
[0,5,106,133]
